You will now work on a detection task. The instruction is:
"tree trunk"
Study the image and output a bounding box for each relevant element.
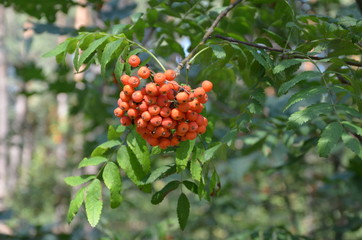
[0,6,8,210]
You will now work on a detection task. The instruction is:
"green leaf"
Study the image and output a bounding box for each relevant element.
[85,179,103,227]
[78,157,108,168]
[64,175,96,186]
[151,180,180,205]
[287,103,333,128]
[203,143,224,163]
[278,71,321,95]
[210,45,226,59]
[183,180,198,194]
[91,140,121,157]
[117,145,146,185]
[67,187,85,223]
[42,38,72,57]
[127,131,150,173]
[114,60,125,82]
[177,193,190,231]
[77,35,109,71]
[176,140,196,172]
[273,59,306,74]
[284,86,328,111]
[103,162,122,208]
[107,125,126,141]
[101,39,123,76]
[342,133,362,158]
[318,122,343,157]
[222,128,238,147]
[143,164,176,184]
[190,158,202,182]
[342,121,362,137]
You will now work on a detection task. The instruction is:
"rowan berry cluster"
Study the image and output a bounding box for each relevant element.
[114,55,213,149]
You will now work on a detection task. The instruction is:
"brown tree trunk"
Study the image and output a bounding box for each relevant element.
[0,6,8,210]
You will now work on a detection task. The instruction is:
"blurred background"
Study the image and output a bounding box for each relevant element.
[0,0,362,239]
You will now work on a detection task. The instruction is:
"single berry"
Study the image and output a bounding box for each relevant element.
[128,76,140,88]
[127,108,139,119]
[202,80,213,92]
[159,84,170,95]
[114,107,124,118]
[150,116,162,126]
[123,85,135,96]
[141,111,152,121]
[132,90,144,103]
[148,105,161,116]
[120,116,131,126]
[121,74,130,85]
[176,92,189,104]
[164,69,176,80]
[194,87,206,99]
[154,73,166,85]
[138,66,151,79]
[145,83,159,96]
[128,55,141,67]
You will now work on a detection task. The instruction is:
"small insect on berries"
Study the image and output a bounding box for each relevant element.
[128,55,141,68]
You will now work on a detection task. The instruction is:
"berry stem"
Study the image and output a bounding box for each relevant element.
[125,38,167,72]
[189,47,210,65]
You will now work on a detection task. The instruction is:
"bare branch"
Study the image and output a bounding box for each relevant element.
[176,0,243,72]
[215,35,362,68]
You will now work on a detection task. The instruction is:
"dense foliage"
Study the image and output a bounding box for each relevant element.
[1,0,362,239]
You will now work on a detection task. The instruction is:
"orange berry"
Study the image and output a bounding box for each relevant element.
[141,111,152,121]
[196,115,204,126]
[118,101,128,111]
[155,126,167,137]
[154,73,166,85]
[127,108,139,119]
[198,93,208,104]
[171,108,185,121]
[121,74,130,85]
[123,85,134,96]
[150,116,162,126]
[188,93,195,101]
[137,118,148,128]
[168,81,179,91]
[157,95,169,107]
[136,126,146,135]
[138,101,148,112]
[186,111,198,121]
[132,90,144,103]
[143,95,157,105]
[164,69,176,80]
[188,121,198,132]
[148,105,161,116]
[182,85,191,92]
[120,91,131,102]
[147,136,160,146]
[203,117,208,126]
[145,83,159,96]
[161,117,173,128]
[114,107,124,118]
[185,131,197,140]
[138,66,151,79]
[159,84,170,95]
[128,100,138,109]
[197,125,206,134]
[177,122,189,133]
[120,116,131,126]
[170,136,180,146]
[166,89,176,100]
[176,92,189,104]
[128,76,140,88]
[160,107,171,118]
[178,103,190,112]
[159,138,171,149]
[163,130,171,138]
[194,87,205,99]
[202,80,213,92]
[128,55,141,67]
[189,99,200,111]
[147,124,155,131]
[195,103,204,113]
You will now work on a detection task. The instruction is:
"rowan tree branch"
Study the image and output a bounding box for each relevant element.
[176,0,243,72]
[215,35,362,68]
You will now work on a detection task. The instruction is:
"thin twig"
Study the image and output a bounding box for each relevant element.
[214,34,362,68]
[176,0,243,72]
